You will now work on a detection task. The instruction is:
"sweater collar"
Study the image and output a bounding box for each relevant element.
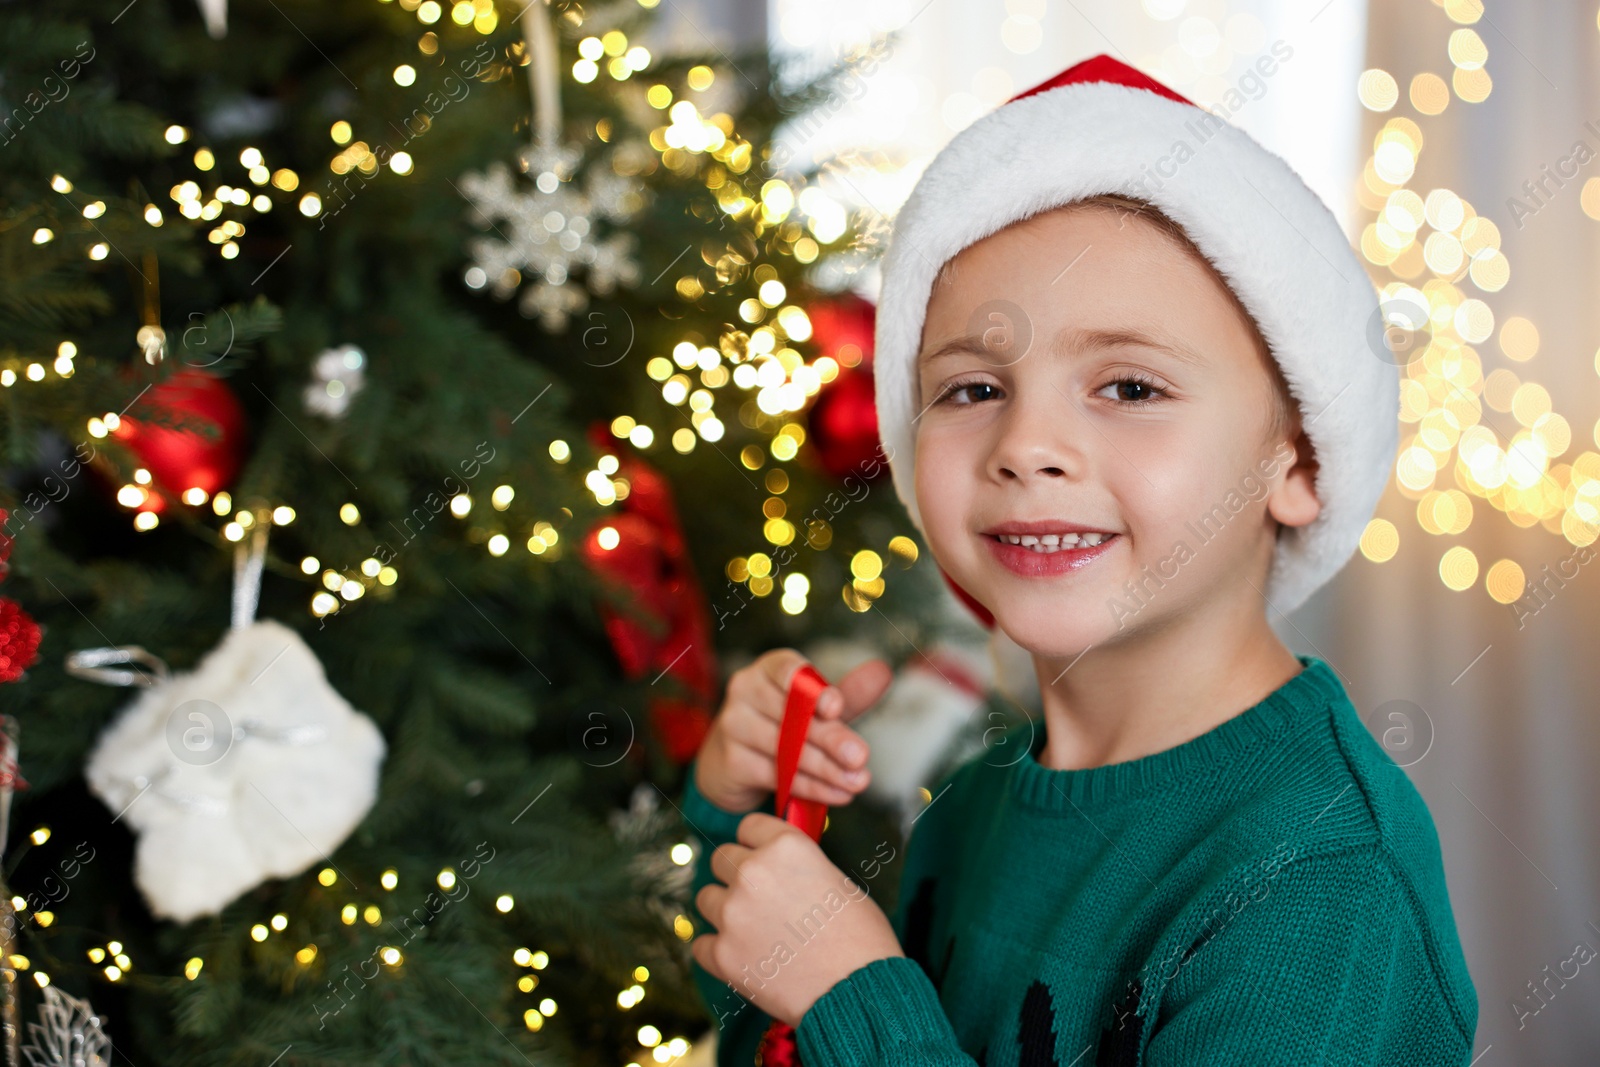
[1006,655,1343,811]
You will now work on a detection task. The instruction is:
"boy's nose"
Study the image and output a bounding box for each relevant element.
[987,395,1089,483]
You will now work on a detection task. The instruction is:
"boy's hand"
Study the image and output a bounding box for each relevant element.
[694,649,892,814]
[690,812,904,1027]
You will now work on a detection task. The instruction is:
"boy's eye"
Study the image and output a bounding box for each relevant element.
[936,380,999,405]
[1096,377,1167,405]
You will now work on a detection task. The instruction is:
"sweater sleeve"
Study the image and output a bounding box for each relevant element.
[1144,845,1476,1066]
[793,769,981,1067]
[793,956,980,1067]
[680,758,780,1067]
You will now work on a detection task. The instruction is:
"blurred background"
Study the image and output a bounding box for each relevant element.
[0,0,1595,1064]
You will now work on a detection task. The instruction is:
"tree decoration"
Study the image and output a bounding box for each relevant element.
[805,363,882,482]
[1,716,29,1067]
[19,984,111,1067]
[459,0,645,330]
[108,370,248,516]
[303,344,367,419]
[80,525,385,923]
[0,513,41,685]
[580,424,716,764]
[194,0,226,39]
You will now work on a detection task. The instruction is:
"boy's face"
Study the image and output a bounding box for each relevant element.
[913,204,1319,659]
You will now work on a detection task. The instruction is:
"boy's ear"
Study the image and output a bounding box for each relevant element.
[1267,426,1321,530]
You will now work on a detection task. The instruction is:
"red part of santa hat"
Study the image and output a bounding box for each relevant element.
[880,53,1395,630]
[1009,52,1196,107]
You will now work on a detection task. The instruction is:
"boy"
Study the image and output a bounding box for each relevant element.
[680,55,1477,1066]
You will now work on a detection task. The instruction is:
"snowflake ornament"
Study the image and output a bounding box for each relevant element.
[304,343,367,419]
[22,984,111,1067]
[459,142,647,332]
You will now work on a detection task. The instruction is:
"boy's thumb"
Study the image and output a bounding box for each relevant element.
[832,658,893,723]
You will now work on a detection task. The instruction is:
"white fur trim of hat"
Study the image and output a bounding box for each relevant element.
[873,54,1397,619]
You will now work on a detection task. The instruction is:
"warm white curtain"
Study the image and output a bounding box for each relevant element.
[1339,2,1600,1063]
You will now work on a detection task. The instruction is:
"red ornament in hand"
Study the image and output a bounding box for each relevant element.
[111,369,248,514]
[754,663,832,1066]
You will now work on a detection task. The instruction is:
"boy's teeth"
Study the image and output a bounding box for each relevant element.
[997,532,1111,552]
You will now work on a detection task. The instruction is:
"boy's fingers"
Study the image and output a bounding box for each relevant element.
[690,931,724,980]
[791,768,864,807]
[814,685,847,719]
[808,719,870,769]
[759,649,811,704]
[751,651,890,725]
[724,717,867,789]
[708,841,752,888]
[694,882,727,929]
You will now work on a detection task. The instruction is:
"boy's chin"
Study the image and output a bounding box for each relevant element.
[990,602,1117,662]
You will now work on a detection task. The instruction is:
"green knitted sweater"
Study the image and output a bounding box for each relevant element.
[681,654,1478,1066]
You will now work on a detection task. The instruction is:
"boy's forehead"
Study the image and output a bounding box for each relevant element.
[919,212,1269,374]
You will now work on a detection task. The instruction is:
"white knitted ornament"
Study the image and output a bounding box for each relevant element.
[83,529,385,922]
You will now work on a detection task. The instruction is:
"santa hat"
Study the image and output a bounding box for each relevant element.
[874,53,1396,626]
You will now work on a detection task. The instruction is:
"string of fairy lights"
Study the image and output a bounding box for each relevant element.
[1348,0,1600,603]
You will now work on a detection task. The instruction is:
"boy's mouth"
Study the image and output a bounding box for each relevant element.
[985,531,1115,554]
[980,520,1120,555]
[981,528,1120,577]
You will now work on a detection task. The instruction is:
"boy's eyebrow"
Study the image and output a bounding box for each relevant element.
[1053,326,1209,369]
[918,326,1207,369]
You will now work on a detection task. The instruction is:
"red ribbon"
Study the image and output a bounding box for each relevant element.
[754,662,831,1067]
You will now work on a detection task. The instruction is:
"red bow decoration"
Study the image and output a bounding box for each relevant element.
[579,423,716,764]
[754,662,831,1067]
[0,508,42,686]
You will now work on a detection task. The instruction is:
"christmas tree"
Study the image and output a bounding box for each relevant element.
[0,1,993,1063]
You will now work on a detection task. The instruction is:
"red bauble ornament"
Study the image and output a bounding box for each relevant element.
[0,597,42,683]
[580,423,716,764]
[804,293,889,481]
[807,291,876,368]
[111,369,248,514]
[805,363,884,481]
